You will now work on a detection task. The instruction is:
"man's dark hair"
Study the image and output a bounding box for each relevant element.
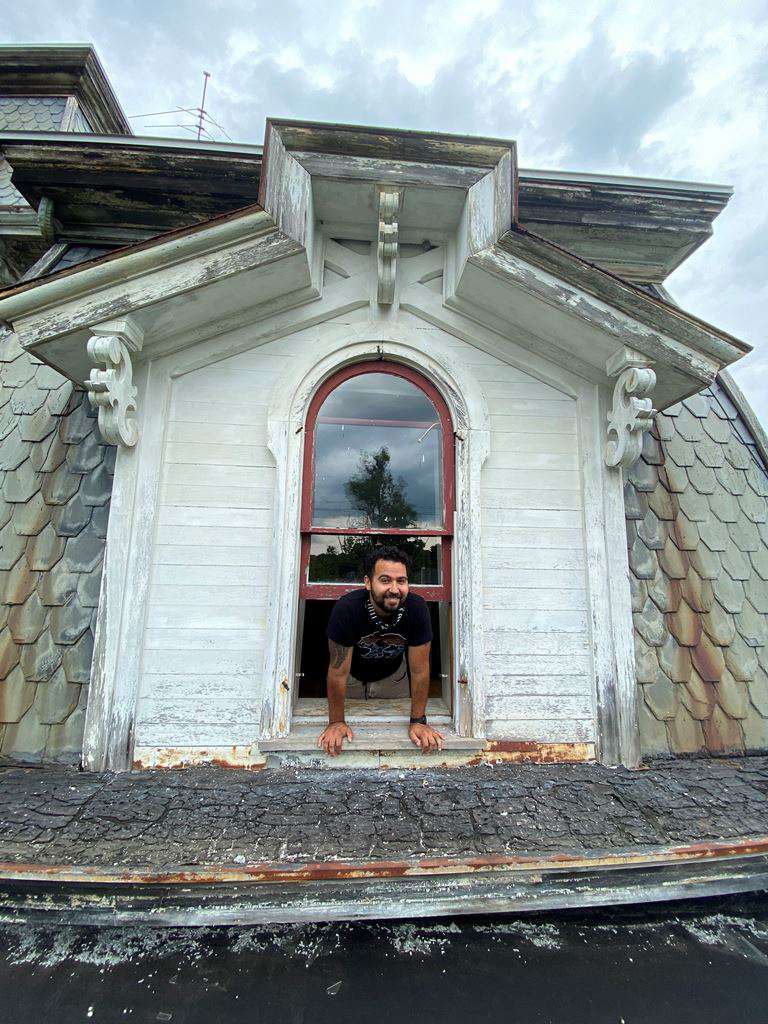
[363,545,412,579]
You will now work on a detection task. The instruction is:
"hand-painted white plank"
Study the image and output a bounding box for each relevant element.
[482,548,585,571]
[480,568,585,590]
[490,414,576,434]
[484,653,592,675]
[481,379,574,401]
[171,399,269,426]
[167,420,268,445]
[483,632,589,656]
[484,397,576,418]
[163,463,275,488]
[142,647,262,675]
[481,468,580,490]
[483,588,587,611]
[147,603,266,630]
[155,525,272,548]
[483,608,588,631]
[486,718,595,742]
[141,674,261,701]
[173,367,283,398]
[486,693,593,720]
[144,628,265,650]
[149,584,260,605]
[166,442,274,468]
[136,721,261,746]
[151,564,261,586]
[160,485,274,509]
[482,527,583,550]
[486,673,591,696]
[481,488,582,511]
[491,432,579,454]
[481,508,583,529]
[157,506,271,529]
[154,543,271,566]
[484,451,579,471]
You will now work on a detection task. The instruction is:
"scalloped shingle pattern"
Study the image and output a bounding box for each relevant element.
[627,381,768,756]
[0,97,68,209]
[0,327,113,763]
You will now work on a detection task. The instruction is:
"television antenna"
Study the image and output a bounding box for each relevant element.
[128,71,232,142]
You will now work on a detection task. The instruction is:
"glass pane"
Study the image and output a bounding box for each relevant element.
[312,372,444,528]
[308,535,442,585]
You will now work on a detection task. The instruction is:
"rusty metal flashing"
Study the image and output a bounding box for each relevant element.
[1,837,767,926]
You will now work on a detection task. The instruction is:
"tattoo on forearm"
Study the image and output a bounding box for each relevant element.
[329,640,350,669]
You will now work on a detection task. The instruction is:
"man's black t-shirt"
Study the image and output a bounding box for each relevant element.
[326,589,432,683]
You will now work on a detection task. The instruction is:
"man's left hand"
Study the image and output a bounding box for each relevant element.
[409,722,444,752]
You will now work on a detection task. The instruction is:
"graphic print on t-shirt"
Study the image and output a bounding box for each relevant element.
[357,631,408,660]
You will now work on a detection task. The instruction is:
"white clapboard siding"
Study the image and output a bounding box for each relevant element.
[141,674,259,701]
[136,343,293,747]
[144,628,265,651]
[154,544,271,566]
[151,564,265,587]
[165,442,274,467]
[486,719,595,743]
[478,357,594,748]
[483,548,584,572]
[135,318,597,751]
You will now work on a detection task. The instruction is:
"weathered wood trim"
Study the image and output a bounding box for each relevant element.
[0,207,281,321]
[462,244,722,384]
[260,324,491,742]
[577,379,640,767]
[83,359,171,771]
[493,230,749,362]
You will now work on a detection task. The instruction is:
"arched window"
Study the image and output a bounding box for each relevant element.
[300,361,454,600]
[296,361,455,703]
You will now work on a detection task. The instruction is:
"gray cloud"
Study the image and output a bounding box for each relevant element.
[536,30,692,167]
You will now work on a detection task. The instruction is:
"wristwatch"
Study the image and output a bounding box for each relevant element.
[409,715,428,725]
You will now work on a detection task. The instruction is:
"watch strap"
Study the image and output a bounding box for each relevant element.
[409,715,428,725]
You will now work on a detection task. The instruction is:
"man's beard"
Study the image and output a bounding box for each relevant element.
[371,590,402,617]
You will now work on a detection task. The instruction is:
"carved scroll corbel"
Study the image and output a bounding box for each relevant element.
[605,348,656,469]
[84,318,144,448]
[377,188,402,304]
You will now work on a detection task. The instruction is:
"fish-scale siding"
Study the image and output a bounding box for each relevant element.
[627,381,768,756]
[0,97,68,208]
[0,327,113,763]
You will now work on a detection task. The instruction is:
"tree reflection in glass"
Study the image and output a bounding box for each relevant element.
[312,373,443,529]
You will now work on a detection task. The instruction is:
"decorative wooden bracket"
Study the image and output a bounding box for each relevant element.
[377,188,402,304]
[84,317,144,448]
[605,347,656,469]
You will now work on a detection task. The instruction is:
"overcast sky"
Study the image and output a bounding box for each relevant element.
[5,1,768,420]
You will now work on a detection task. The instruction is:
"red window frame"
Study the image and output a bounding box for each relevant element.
[299,360,455,601]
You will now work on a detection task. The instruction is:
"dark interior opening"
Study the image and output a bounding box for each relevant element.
[298,599,445,699]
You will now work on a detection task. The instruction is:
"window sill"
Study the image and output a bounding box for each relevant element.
[259,723,486,752]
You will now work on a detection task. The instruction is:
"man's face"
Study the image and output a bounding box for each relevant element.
[364,559,409,614]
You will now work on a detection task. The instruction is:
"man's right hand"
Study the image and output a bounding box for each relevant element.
[317,722,354,756]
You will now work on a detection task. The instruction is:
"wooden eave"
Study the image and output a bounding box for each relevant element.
[0,132,263,237]
[0,44,130,134]
[517,171,732,282]
[500,226,749,362]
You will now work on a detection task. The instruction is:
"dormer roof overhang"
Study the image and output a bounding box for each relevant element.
[0,118,749,409]
[0,126,731,281]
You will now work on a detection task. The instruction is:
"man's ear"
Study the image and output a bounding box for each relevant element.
[363,575,371,591]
